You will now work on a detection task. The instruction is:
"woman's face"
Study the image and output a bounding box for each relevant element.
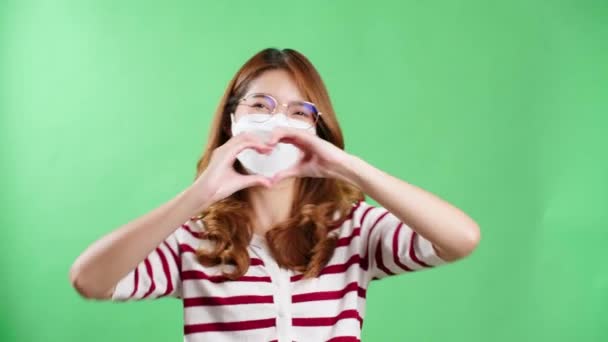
[232,69,307,124]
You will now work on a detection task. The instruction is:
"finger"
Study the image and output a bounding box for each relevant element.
[233,138,274,155]
[268,127,313,149]
[271,165,301,183]
[241,174,273,189]
[232,131,269,146]
[240,142,273,154]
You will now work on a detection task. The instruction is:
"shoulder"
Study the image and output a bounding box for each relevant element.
[347,200,395,232]
[173,216,214,251]
[172,216,206,238]
[350,200,381,226]
[329,200,375,236]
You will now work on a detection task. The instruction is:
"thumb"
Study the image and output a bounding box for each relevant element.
[271,166,300,184]
[241,174,273,189]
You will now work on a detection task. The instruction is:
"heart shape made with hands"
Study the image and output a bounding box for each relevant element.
[235,129,305,179]
[231,111,318,181]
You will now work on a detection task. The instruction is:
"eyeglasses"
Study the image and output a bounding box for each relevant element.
[236,93,322,129]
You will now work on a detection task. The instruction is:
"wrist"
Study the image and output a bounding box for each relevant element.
[333,154,369,187]
[180,183,214,214]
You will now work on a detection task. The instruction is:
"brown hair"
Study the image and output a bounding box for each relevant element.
[194,48,364,280]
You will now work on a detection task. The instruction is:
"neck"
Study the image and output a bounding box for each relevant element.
[247,178,298,236]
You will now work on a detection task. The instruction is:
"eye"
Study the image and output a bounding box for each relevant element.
[243,94,275,112]
[252,102,267,109]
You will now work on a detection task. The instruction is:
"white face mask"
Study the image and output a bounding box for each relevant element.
[230,113,316,178]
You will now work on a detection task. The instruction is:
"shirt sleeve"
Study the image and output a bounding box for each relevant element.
[358,201,447,281]
[111,229,182,301]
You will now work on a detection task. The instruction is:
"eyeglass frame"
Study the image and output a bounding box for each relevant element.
[234,92,323,127]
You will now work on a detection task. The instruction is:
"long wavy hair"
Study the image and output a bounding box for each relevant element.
[194,48,364,280]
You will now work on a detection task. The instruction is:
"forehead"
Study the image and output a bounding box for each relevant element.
[244,69,306,103]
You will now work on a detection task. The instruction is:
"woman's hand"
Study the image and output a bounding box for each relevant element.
[271,125,480,261]
[266,126,356,183]
[191,133,276,208]
[70,135,278,299]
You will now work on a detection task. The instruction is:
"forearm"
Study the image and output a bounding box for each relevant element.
[69,186,206,299]
[341,155,480,261]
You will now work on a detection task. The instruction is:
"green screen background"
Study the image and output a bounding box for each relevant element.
[1,1,607,341]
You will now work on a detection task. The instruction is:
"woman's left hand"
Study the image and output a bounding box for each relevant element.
[268,127,480,261]
[266,126,356,184]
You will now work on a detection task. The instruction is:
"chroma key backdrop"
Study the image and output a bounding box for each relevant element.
[1,1,606,341]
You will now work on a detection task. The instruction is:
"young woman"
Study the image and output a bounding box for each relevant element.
[70,48,480,342]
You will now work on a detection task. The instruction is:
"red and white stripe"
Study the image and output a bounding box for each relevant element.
[112,200,446,341]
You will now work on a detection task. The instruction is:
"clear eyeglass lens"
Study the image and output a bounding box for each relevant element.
[243,94,276,118]
[287,102,317,127]
[241,94,318,128]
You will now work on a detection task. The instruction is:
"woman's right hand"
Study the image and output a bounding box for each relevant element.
[70,132,275,300]
[190,132,275,208]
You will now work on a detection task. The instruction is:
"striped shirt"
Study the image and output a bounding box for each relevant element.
[112,200,446,341]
